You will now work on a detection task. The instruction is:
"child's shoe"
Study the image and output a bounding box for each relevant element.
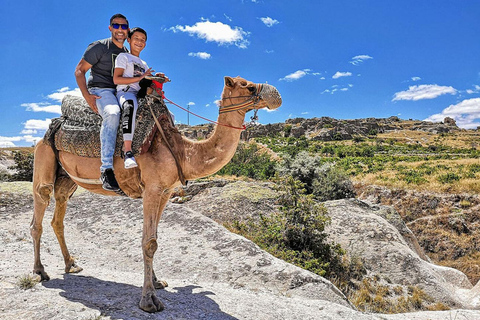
[124,151,138,169]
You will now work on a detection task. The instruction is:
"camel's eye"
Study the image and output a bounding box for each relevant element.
[247,86,256,93]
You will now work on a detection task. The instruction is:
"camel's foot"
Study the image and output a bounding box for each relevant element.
[139,292,165,313]
[153,279,168,289]
[32,269,50,282]
[65,262,83,274]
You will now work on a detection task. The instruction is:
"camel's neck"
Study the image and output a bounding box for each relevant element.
[182,109,245,180]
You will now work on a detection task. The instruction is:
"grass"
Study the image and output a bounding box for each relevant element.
[349,277,449,313]
[352,158,480,194]
[16,274,38,290]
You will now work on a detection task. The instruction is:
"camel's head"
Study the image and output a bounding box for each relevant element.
[220,76,282,113]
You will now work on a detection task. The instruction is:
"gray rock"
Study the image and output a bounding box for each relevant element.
[1,183,480,319]
[324,198,477,309]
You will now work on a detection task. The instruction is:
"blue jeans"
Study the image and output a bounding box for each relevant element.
[88,87,121,172]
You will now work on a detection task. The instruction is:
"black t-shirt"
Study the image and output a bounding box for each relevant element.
[83,38,128,89]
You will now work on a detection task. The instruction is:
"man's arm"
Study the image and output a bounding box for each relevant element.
[74,58,100,113]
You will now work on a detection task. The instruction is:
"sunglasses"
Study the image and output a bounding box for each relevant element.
[111,23,129,30]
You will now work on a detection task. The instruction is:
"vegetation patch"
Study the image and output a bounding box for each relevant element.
[16,274,38,290]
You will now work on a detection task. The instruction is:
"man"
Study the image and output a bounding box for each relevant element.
[74,13,129,191]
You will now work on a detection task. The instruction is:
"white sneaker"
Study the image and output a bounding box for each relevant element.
[124,152,138,169]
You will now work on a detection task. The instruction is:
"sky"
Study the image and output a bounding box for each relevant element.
[2,0,480,147]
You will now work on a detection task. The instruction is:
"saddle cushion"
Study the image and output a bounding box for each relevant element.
[44,95,171,158]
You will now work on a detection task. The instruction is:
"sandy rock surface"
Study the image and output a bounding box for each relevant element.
[1,183,480,320]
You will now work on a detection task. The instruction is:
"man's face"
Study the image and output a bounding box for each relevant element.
[109,17,129,44]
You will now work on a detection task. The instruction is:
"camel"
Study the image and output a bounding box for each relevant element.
[30,76,281,313]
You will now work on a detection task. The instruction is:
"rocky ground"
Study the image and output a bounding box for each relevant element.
[1,181,480,320]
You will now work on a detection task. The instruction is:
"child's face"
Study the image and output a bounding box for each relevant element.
[128,32,147,53]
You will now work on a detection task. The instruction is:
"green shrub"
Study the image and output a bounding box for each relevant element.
[401,170,428,185]
[8,150,34,181]
[437,173,461,184]
[217,142,277,180]
[312,163,356,201]
[277,151,355,201]
[227,177,349,278]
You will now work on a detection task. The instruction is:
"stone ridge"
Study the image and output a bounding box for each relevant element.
[178,116,460,141]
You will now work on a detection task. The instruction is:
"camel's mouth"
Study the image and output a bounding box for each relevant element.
[257,84,282,110]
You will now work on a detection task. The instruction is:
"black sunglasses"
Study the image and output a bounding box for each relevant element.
[111,23,129,30]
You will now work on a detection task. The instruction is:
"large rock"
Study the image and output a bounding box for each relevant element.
[324,199,477,308]
[1,183,480,319]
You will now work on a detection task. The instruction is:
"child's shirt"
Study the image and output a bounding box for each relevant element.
[115,53,149,93]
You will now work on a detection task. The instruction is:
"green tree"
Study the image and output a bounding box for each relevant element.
[8,151,34,181]
[277,151,355,201]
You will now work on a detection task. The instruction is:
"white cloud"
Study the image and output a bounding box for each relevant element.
[23,119,52,130]
[188,52,212,59]
[47,87,82,102]
[392,84,457,101]
[0,141,16,148]
[21,102,61,114]
[170,20,250,48]
[466,85,480,94]
[9,86,82,147]
[349,55,373,65]
[411,77,421,81]
[0,135,38,148]
[22,87,82,114]
[21,129,38,135]
[332,71,352,79]
[259,17,279,27]
[424,98,480,129]
[280,69,311,81]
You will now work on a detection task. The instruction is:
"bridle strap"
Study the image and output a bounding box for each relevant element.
[219,84,262,114]
[218,97,258,114]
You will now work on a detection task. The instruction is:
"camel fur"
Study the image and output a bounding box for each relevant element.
[30,76,281,313]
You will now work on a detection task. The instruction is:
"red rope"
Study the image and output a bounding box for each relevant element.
[163,96,246,130]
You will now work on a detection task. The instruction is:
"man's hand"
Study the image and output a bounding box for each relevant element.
[84,93,100,113]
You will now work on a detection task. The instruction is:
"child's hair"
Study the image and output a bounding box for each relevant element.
[110,13,128,25]
[128,27,147,41]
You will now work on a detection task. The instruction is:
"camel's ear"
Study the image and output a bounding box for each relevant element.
[224,76,235,88]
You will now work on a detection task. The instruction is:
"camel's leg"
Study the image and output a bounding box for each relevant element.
[139,186,171,313]
[51,174,82,274]
[30,142,57,281]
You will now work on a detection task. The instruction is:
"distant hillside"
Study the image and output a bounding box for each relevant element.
[179,116,472,142]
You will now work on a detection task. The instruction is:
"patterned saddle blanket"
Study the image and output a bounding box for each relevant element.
[44,95,174,158]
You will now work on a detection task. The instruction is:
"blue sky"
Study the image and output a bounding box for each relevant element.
[2,0,480,147]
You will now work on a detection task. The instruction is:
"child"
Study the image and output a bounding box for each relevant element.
[113,27,166,168]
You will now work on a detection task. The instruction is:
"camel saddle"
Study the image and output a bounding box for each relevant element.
[44,95,183,161]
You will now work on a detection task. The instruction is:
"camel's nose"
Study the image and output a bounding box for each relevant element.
[258,84,282,110]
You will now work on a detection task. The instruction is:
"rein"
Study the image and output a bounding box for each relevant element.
[162,85,262,130]
[163,97,247,130]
